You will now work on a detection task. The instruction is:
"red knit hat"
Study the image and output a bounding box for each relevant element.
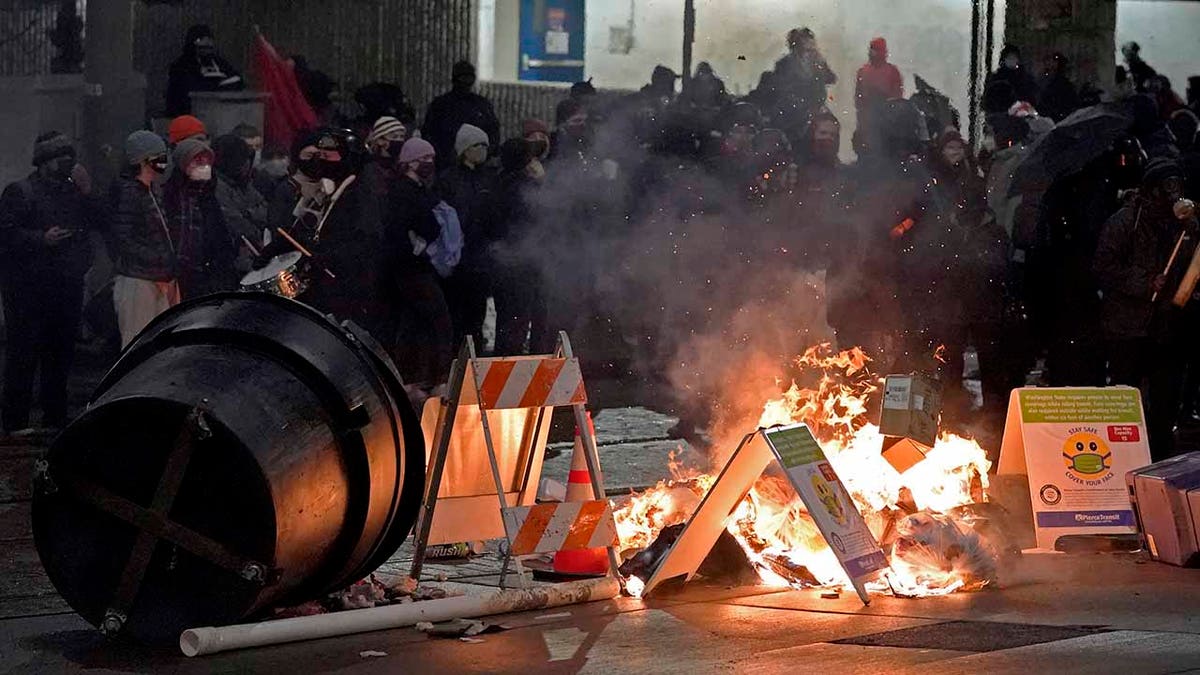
[522,118,549,137]
[168,115,208,145]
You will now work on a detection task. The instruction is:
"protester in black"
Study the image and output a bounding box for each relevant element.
[421,62,500,170]
[164,138,235,299]
[0,132,103,432]
[1094,158,1198,459]
[165,24,243,116]
[385,138,453,393]
[436,123,495,349]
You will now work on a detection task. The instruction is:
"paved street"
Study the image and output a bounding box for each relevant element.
[3,348,1200,673]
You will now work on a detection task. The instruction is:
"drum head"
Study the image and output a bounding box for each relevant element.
[241,252,304,286]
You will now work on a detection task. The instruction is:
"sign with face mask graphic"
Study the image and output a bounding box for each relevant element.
[998,387,1151,550]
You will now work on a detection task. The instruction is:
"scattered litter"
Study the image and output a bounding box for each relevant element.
[460,637,485,644]
[538,479,567,503]
[272,601,325,618]
[359,650,388,658]
[820,590,840,600]
[535,612,572,621]
[890,511,998,595]
[417,619,511,639]
[435,572,449,582]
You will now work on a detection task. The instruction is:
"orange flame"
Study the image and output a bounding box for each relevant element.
[614,344,993,597]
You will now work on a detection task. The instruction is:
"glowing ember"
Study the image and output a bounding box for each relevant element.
[613,344,994,597]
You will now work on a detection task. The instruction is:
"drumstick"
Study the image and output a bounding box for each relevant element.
[1152,230,1188,302]
[275,227,337,280]
[276,227,315,257]
[239,235,261,257]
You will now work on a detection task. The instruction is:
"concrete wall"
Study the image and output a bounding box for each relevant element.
[0,76,87,188]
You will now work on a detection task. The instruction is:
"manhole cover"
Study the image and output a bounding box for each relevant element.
[834,620,1107,652]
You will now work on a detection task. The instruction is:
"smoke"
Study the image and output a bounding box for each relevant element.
[500,114,854,466]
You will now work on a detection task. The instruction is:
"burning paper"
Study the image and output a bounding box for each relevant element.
[614,344,995,597]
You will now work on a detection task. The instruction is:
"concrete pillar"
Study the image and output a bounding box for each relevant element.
[82,0,146,186]
[1004,0,1116,92]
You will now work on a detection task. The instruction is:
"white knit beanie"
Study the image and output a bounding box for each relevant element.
[454,124,489,158]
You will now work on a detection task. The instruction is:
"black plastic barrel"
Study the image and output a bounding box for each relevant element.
[32,294,425,642]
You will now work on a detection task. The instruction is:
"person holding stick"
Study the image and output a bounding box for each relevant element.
[1094,157,1198,459]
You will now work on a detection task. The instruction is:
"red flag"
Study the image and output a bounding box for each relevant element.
[252,32,317,150]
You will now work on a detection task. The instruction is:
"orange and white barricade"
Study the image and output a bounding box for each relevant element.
[409,332,621,588]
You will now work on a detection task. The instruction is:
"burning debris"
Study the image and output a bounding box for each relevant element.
[614,344,999,598]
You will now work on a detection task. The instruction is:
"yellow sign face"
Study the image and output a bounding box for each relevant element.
[1061,431,1112,480]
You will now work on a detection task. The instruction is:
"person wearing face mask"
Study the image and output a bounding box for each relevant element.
[110,130,180,346]
[385,138,453,396]
[421,61,500,170]
[435,124,496,349]
[232,124,264,166]
[362,115,409,201]
[523,118,551,162]
[165,24,244,117]
[772,27,837,142]
[0,132,104,435]
[253,145,290,198]
[912,128,1008,427]
[1094,158,1198,459]
[212,134,268,272]
[258,128,383,331]
[164,138,235,299]
[490,138,549,355]
[983,44,1039,115]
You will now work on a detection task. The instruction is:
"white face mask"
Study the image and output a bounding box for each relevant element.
[252,149,263,168]
[187,164,213,182]
[464,144,488,166]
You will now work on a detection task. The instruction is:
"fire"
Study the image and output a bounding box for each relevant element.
[613,344,994,597]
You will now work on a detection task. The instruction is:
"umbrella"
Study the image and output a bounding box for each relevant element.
[1007,103,1133,196]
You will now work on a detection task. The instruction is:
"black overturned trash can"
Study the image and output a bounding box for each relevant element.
[32,294,426,642]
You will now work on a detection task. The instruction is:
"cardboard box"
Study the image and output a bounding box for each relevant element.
[879,374,942,447]
[1126,452,1200,567]
[878,374,942,474]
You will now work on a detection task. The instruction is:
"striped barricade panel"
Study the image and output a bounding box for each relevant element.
[502,500,618,556]
[472,357,587,410]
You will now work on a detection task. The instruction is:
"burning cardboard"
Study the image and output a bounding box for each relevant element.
[879,373,943,474]
[613,344,995,599]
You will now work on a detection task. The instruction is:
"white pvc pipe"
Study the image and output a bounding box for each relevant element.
[180,576,620,657]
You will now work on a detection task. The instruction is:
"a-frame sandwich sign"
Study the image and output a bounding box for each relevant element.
[641,423,889,603]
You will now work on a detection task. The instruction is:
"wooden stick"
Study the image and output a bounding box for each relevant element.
[1172,239,1200,308]
[275,227,314,257]
[238,235,261,257]
[1152,229,1188,302]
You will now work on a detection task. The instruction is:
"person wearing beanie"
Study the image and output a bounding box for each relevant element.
[522,118,551,161]
[168,115,208,146]
[0,131,104,434]
[366,115,408,159]
[362,116,409,202]
[385,137,452,394]
[162,138,233,300]
[421,61,500,169]
[436,123,494,349]
[111,129,178,347]
[212,133,267,271]
[1094,157,1198,459]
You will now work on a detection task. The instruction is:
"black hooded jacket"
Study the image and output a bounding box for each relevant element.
[166,25,244,116]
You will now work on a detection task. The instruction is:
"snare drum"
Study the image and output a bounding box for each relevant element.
[239,252,310,299]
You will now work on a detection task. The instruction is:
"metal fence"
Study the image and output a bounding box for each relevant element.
[131,0,474,118]
[0,0,86,76]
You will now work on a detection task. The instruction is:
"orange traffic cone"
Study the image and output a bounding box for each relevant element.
[553,413,609,576]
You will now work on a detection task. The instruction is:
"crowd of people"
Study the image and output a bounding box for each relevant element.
[2,26,1199,462]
